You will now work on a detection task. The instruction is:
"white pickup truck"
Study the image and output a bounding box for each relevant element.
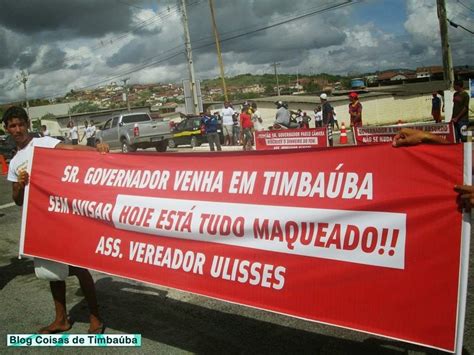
[96,112,172,152]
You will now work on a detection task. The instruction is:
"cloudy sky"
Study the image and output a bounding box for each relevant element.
[0,0,473,104]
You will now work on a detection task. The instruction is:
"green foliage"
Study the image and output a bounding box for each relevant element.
[41,113,56,120]
[29,98,50,107]
[69,101,100,114]
[31,119,42,132]
[303,81,321,94]
[202,72,351,93]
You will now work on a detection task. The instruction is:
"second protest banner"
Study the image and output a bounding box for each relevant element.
[21,143,464,352]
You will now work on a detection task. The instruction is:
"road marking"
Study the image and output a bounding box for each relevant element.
[0,202,16,209]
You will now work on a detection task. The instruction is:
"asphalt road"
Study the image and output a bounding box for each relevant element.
[0,149,473,355]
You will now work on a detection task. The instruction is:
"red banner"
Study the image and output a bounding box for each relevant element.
[354,123,456,145]
[255,128,327,150]
[21,144,464,352]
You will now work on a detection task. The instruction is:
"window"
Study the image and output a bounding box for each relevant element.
[122,114,150,124]
[103,119,112,130]
[112,117,119,127]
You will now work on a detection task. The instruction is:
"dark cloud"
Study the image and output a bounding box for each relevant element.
[67,62,90,70]
[402,42,426,56]
[0,0,135,38]
[38,46,67,71]
[1,0,473,104]
[14,49,38,69]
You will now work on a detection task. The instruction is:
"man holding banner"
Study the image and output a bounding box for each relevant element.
[3,106,109,334]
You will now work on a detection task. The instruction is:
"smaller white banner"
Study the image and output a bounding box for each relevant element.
[112,196,406,269]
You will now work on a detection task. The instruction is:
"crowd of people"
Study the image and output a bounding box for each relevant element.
[199,91,364,150]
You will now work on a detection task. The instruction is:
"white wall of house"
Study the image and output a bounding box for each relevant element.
[215,91,473,129]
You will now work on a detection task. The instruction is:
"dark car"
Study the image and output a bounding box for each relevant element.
[0,135,16,162]
[168,116,224,148]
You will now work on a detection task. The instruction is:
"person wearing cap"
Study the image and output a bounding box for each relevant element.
[348,92,363,127]
[274,100,297,128]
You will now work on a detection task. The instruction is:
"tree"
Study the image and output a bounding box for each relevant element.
[69,102,100,114]
[303,81,321,94]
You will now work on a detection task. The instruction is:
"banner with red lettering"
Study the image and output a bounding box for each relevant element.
[354,123,455,145]
[255,128,327,150]
[21,144,466,352]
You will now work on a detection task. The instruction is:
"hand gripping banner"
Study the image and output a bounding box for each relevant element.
[20,144,466,352]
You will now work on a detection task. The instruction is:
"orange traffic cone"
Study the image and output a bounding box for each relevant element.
[339,122,348,144]
[0,154,8,175]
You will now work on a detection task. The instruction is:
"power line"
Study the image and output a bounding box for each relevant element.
[40,50,185,100]
[29,1,202,77]
[193,1,357,51]
[14,0,357,102]
[457,0,474,12]
[448,18,474,34]
[191,0,357,47]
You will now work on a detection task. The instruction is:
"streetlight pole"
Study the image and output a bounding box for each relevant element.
[181,0,199,115]
[121,78,131,112]
[271,62,281,97]
[209,0,228,102]
[18,70,30,117]
[436,0,454,90]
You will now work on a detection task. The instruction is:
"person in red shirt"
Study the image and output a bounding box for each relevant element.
[348,92,363,127]
[240,107,253,151]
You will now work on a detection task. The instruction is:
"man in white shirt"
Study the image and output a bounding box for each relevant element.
[4,106,109,334]
[220,101,235,145]
[80,120,96,147]
[41,125,50,137]
[68,121,78,145]
[251,102,264,131]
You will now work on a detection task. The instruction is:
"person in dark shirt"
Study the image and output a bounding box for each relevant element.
[452,80,470,142]
[431,92,442,123]
[320,93,334,146]
[201,110,222,152]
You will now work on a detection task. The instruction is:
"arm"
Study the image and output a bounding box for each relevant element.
[56,142,109,153]
[12,170,29,206]
[452,106,468,123]
[454,185,474,212]
[392,128,450,147]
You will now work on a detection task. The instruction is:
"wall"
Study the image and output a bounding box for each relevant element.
[211,91,473,129]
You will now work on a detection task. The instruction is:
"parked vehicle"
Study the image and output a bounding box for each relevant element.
[96,113,171,152]
[168,116,224,148]
[0,135,16,162]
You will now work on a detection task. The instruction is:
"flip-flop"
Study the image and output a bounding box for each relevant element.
[37,324,72,334]
[87,324,106,334]
[37,317,74,334]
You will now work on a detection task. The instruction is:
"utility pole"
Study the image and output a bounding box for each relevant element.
[180,0,199,114]
[296,68,299,93]
[271,62,281,97]
[209,0,228,102]
[121,78,131,112]
[436,0,454,90]
[17,70,30,117]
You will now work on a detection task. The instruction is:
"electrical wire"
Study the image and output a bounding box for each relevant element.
[457,0,474,12]
[5,0,357,101]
